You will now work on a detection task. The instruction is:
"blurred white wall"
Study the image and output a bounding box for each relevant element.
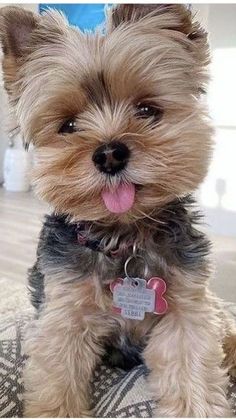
[196,5,236,237]
[0,4,38,12]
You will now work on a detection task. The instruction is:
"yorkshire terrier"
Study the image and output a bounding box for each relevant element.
[1,4,236,417]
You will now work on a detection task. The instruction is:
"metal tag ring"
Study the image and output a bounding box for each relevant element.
[124,254,149,279]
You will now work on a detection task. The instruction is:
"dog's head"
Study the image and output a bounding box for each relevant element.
[0,4,212,223]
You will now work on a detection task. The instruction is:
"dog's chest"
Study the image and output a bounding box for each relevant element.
[39,197,210,289]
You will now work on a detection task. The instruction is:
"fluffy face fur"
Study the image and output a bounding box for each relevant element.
[0,4,212,223]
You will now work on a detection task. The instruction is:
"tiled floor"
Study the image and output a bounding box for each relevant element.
[0,187,235,303]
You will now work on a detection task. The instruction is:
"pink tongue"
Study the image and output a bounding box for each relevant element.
[102,183,135,214]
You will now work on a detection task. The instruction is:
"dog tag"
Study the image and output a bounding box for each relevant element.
[110,276,168,320]
[111,277,155,320]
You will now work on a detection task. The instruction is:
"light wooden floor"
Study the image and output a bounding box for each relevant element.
[0,187,48,284]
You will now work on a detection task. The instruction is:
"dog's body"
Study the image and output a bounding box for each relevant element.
[25,201,236,418]
[1,4,236,417]
[28,196,210,369]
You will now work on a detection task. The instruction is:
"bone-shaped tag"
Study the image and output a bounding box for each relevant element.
[110,276,168,320]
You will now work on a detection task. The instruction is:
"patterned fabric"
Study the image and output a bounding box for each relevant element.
[0,315,29,418]
[1,308,236,418]
[93,365,156,417]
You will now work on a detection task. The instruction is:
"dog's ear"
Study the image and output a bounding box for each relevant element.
[0,6,69,94]
[106,4,209,93]
[0,6,38,58]
[0,6,70,147]
[0,6,39,95]
[106,4,206,42]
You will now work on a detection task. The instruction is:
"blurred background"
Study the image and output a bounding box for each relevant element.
[0,3,235,312]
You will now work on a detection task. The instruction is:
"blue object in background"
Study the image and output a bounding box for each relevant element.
[39,4,107,31]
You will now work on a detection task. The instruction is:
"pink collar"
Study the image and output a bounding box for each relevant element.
[76,222,134,258]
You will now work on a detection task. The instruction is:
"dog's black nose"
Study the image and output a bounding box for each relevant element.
[92,141,130,175]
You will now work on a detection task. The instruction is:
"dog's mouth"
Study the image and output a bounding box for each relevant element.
[101,183,136,214]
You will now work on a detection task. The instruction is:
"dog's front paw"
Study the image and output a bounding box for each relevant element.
[25,402,94,418]
[79,408,94,417]
[24,405,65,418]
[153,405,185,418]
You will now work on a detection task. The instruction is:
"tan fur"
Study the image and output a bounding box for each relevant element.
[24,275,157,417]
[1,4,236,417]
[23,269,235,417]
[144,271,232,417]
[24,278,108,417]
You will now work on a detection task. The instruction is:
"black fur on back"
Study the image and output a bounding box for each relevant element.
[28,262,45,311]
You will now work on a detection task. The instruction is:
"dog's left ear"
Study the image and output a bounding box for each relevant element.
[106,4,207,45]
[106,4,209,93]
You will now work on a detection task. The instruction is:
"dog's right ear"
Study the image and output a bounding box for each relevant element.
[0,6,69,96]
[0,6,38,58]
[0,6,38,93]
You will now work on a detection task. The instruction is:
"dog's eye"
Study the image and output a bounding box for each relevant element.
[59,118,77,134]
[136,103,163,122]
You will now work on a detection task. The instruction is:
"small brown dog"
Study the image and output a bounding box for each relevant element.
[1,4,236,417]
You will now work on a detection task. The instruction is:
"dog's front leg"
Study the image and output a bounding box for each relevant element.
[24,279,113,418]
[143,290,231,417]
